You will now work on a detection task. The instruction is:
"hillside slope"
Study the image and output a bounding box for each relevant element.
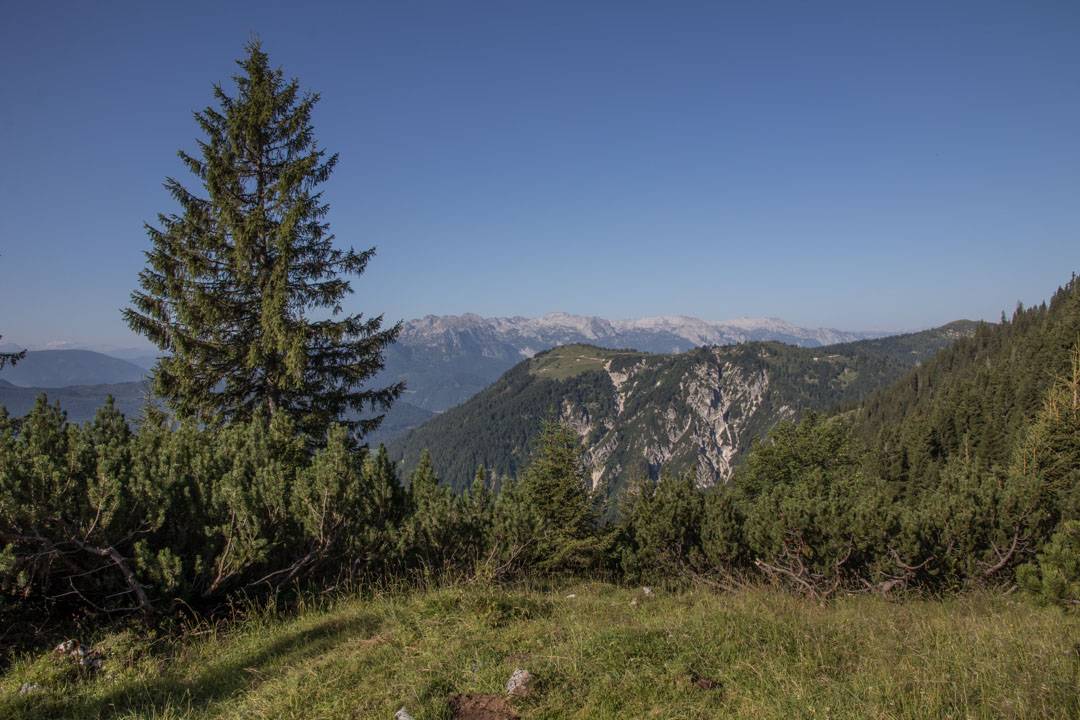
[855,276,1080,489]
[0,316,888,440]
[0,350,147,387]
[0,381,149,423]
[390,322,978,491]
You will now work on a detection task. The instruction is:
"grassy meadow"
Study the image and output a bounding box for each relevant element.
[527,345,639,380]
[3,582,1078,719]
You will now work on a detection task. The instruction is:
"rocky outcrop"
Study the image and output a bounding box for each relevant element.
[556,349,774,488]
[389,322,979,493]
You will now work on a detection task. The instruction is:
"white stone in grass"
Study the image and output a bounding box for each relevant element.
[506,668,534,697]
[394,707,415,720]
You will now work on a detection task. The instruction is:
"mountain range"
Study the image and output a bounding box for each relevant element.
[364,313,893,443]
[389,321,980,492]
[378,312,890,411]
[0,315,895,436]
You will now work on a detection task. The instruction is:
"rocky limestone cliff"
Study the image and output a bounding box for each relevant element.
[389,322,982,493]
[554,350,774,488]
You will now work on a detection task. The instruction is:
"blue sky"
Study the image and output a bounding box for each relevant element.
[1,1,1077,347]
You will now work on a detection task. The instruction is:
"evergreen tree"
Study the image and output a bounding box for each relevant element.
[1018,521,1080,608]
[1005,341,1080,570]
[354,446,407,574]
[204,409,306,596]
[124,41,401,439]
[517,421,601,572]
[735,414,892,594]
[487,474,542,577]
[403,450,464,571]
[700,487,747,570]
[289,424,367,580]
[465,466,494,534]
[621,473,706,577]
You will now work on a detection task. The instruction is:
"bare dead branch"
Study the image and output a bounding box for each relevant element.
[980,527,1023,578]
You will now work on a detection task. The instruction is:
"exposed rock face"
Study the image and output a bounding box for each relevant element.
[389,322,981,493]
[557,348,774,488]
[681,358,771,485]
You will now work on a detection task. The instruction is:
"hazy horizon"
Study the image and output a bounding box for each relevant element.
[0,307,1019,354]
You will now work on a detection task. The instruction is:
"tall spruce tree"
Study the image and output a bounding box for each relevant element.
[125,42,401,439]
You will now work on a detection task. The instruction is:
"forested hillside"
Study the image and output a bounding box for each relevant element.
[855,278,1080,489]
[0,319,888,439]
[390,322,979,492]
[676,275,1080,602]
[0,380,147,421]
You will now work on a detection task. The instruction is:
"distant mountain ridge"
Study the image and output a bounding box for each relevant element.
[389,321,981,492]
[375,313,894,422]
[399,312,888,356]
[0,381,149,423]
[0,350,147,388]
[1,314,899,440]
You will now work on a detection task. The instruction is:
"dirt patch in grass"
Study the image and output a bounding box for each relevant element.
[449,693,519,720]
[691,673,722,691]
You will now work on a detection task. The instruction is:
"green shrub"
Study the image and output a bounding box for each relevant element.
[0,400,410,620]
[1018,521,1080,608]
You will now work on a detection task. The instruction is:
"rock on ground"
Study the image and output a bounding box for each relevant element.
[505,668,534,697]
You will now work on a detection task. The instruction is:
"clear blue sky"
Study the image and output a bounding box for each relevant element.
[2,1,1077,347]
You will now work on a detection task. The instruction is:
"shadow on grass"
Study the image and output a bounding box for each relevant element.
[2,611,382,719]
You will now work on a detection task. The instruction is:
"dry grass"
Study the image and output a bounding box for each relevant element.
[2,582,1077,719]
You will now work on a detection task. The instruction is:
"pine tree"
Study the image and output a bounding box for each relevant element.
[124,41,401,439]
[354,446,407,574]
[624,472,706,575]
[462,466,494,561]
[403,450,467,571]
[1004,340,1080,545]
[518,421,601,572]
[466,466,494,530]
